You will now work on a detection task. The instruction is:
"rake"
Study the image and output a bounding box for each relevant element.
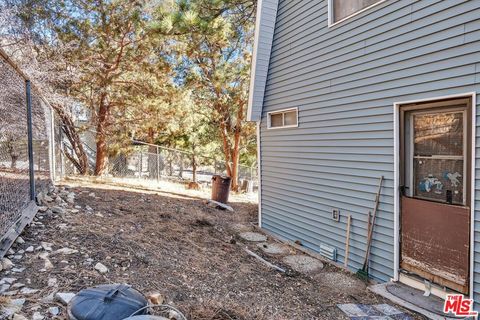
[356,176,383,281]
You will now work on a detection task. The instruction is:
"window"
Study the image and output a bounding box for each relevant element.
[329,0,385,25]
[267,108,298,129]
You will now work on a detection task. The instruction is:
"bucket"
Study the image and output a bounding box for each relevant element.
[211,175,231,204]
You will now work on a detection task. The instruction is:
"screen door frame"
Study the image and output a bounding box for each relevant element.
[393,92,476,299]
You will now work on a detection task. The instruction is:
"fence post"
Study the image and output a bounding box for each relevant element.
[156,147,160,182]
[138,153,142,178]
[26,80,35,201]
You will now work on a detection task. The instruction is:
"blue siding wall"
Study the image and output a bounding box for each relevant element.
[259,0,480,300]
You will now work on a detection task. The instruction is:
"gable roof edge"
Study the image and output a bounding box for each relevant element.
[247,0,279,122]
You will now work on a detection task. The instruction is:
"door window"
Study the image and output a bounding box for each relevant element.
[411,111,465,205]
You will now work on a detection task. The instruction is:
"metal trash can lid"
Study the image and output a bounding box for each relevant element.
[68,284,148,320]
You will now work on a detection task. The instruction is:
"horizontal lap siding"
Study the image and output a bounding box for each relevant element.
[259,0,480,296]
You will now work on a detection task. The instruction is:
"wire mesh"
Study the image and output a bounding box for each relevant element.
[104,145,258,192]
[0,52,55,239]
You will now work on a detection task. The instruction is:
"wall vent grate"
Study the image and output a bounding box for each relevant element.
[319,243,337,261]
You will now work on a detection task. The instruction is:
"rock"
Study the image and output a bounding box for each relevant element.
[12,313,28,320]
[38,206,48,213]
[2,258,14,270]
[54,247,78,255]
[146,292,164,305]
[12,268,25,273]
[0,298,25,318]
[0,284,11,293]
[0,278,17,285]
[70,209,80,214]
[94,262,108,274]
[47,278,57,287]
[15,237,25,245]
[43,258,54,270]
[75,205,82,209]
[51,206,65,214]
[7,249,14,255]
[2,290,19,296]
[85,205,93,211]
[88,192,96,197]
[48,307,60,316]
[32,312,44,320]
[19,287,39,295]
[206,200,234,212]
[40,293,54,304]
[25,246,34,253]
[55,292,75,305]
[11,283,25,289]
[12,255,22,260]
[43,195,53,203]
[41,242,53,251]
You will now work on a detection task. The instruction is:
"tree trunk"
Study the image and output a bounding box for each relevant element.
[52,104,89,175]
[95,97,109,176]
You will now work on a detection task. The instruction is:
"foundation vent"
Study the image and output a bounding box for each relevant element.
[319,243,337,261]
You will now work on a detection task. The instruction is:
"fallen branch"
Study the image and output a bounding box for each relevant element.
[244,248,286,273]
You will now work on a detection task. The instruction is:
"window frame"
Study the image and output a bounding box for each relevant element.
[328,0,387,27]
[267,107,299,130]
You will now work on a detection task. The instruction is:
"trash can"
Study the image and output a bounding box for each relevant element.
[211,175,231,204]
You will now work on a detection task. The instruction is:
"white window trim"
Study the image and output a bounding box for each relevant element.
[267,107,299,130]
[328,0,387,28]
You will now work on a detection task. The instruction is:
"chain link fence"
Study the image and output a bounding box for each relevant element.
[0,49,56,255]
[107,144,257,191]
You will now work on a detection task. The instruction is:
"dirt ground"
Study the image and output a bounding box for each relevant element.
[0,180,426,320]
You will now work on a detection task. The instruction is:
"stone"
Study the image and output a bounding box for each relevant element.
[239,232,268,242]
[11,283,25,289]
[55,292,76,305]
[44,259,54,270]
[54,247,78,255]
[25,246,34,253]
[43,195,53,203]
[1,299,25,318]
[282,255,324,273]
[32,312,44,320]
[75,205,82,209]
[48,307,60,316]
[38,206,48,213]
[0,284,11,293]
[12,255,22,260]
[41,242,53,251]
[70,209,80,214]
[206,199,234,212]
[12,314,28,320]
[0,278,17,285]
[257,242,289,255]
[51,206,65,214]
[94,262,109,274]
[15,237,25,245]
[146,292,164,305]
[40,293,54,304]
[88,192,96,197]
[20,287,39,295]
[47,278,57,287]
[85,205,93,211]
[12,268,25,273]
[2,258,14,270]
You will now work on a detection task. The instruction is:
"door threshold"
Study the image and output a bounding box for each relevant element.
[399,272,452,300]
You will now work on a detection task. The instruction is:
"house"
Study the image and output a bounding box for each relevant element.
[248,0,480,305]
